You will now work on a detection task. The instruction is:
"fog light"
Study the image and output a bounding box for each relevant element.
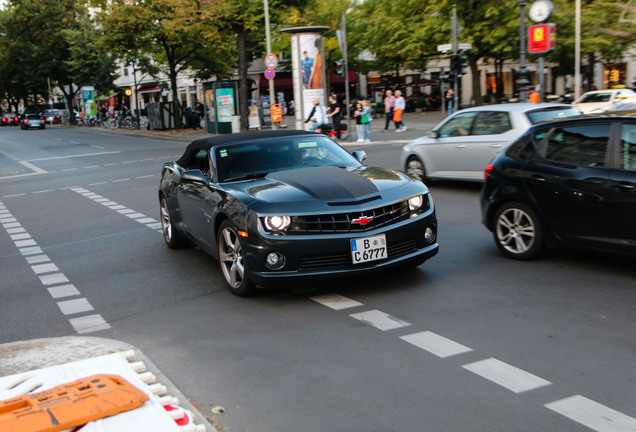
[266,251,285,269]
[424,227,434,242]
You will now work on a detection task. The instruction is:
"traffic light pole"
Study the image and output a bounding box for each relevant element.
[341,12,351,141]
[451,5,459,112]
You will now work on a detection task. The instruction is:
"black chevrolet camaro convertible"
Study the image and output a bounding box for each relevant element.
[159,130,438,296]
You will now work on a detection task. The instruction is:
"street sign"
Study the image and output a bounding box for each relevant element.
[265,54,278,69]
[437,43,472,52]
[264,68,276,80]
[528,24,556,54]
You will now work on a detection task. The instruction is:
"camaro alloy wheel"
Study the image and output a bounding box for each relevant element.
[218,220,255,296]
[160,196,185,248]
[494,202,544,260]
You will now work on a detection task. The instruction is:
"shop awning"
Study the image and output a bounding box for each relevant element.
[138,86,162,94]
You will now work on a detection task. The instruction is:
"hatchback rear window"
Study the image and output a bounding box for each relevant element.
[526,108,580,124]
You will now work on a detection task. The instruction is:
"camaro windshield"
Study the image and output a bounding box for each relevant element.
[215,136,361,182]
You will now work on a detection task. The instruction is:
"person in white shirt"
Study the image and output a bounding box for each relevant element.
[394,90,407,132]
[305,97,328,132]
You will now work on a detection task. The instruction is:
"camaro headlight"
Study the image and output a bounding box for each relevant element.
[408,195,424,211]
[263,216,291,233]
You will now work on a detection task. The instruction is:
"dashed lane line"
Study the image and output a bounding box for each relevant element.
[312,293,636,430]
[71,187,162,232]
[400,331,473,358]
[545,395,636,432]
[349,309,411,331]
[462,357,552,394]
[0,200,110,334]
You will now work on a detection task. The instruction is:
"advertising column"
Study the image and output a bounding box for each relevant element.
[80,85,96,117]
[282,26,330,131]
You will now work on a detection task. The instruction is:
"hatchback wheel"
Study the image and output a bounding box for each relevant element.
[160,196,186,249]
[406,156,427,182]
[493,202,544,260]
[218,220,255,296]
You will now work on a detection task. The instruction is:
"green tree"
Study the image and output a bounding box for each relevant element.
[98,0,234,128]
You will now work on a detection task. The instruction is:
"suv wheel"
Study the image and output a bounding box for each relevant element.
[493,202,544,260]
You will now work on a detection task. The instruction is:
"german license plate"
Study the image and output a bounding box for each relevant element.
[350,234,387,264]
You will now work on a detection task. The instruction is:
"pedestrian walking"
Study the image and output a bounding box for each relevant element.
[445,88,455,115]
[394,90,407,132]
[327,94,342,140]
[361,100,372,142]
[353,102,365,142]
[383,89,396,132]
[305,97,328,132]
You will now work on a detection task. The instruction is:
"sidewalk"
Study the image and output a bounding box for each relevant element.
[110,110,447,144]
[0,336,217,431]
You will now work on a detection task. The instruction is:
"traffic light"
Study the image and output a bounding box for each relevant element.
[335,59,343,77]
[450,54,468,77]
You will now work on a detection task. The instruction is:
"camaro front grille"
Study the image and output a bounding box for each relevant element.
[289,201,413,234]
[298,239,418,271]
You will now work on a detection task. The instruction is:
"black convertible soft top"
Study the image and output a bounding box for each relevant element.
[176,129,318,167]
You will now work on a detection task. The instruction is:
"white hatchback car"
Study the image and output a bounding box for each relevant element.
[401,103,580,182]
[571,88,636,113]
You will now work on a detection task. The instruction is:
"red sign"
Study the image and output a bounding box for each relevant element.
[264,68,276,80]
[528,24,556,54]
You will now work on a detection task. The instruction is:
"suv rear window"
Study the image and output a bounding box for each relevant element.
[526,108,580,124]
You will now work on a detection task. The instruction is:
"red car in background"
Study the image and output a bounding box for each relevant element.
[1,113,19,126]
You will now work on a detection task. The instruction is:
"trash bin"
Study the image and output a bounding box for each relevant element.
[231,115,241,133]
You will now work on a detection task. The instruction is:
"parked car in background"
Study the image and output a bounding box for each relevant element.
[19,113,45,130]
[42,109,62,124]
[1,113,19,126]
[401,103,580,182]
[571,88,636,113]
[481,113,636,260]
[159,130,439,296]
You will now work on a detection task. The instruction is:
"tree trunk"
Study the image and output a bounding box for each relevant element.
[237,28,249,132]
[169,64,182,129]
[469,55,482,106]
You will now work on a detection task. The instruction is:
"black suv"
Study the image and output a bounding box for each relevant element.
[481,113,636,259]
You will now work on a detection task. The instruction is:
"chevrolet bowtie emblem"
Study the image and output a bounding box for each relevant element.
[352,216,373,225]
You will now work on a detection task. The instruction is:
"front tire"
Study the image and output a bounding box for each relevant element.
[493,201,544,260]
[218,220,255,296]
[160,195,187,249]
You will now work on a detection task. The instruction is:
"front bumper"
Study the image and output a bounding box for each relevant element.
[243,211,439,286]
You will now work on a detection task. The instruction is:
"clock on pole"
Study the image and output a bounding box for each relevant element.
[529,0,554,23]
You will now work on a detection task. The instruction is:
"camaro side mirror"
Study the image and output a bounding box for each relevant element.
[352,151,367,163]
[182,169,208,183]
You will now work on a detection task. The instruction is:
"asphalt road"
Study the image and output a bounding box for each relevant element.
[1,124,635,432]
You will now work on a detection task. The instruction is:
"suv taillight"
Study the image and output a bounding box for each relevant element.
[484,164,494,181]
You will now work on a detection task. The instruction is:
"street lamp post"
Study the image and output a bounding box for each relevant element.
[518,0,530,102]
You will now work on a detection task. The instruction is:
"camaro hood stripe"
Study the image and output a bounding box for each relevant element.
[266,166,379,201]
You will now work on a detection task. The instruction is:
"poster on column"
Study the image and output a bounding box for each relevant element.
[216,88,235,123]
[298,33,325,124]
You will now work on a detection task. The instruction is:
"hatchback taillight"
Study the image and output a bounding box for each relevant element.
[484,164,494,181]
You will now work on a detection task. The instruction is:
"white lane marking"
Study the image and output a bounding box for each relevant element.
[71,188,160,232]
[311,294,363,310]
[545,395,636,432]
[39,273,70,286]
[10,233,31,241]
[462,358,551,394]
[349,309,411,331]
[400,331,473,358]
[57,298,94,315]
[31,263,59,275]
[32,189,54,194]
[26,254,50,264]
[69,314,110,334]
[48,284,81,299]
[26,151,120,162]
[18,160,48,174]
[0,200,110,334]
